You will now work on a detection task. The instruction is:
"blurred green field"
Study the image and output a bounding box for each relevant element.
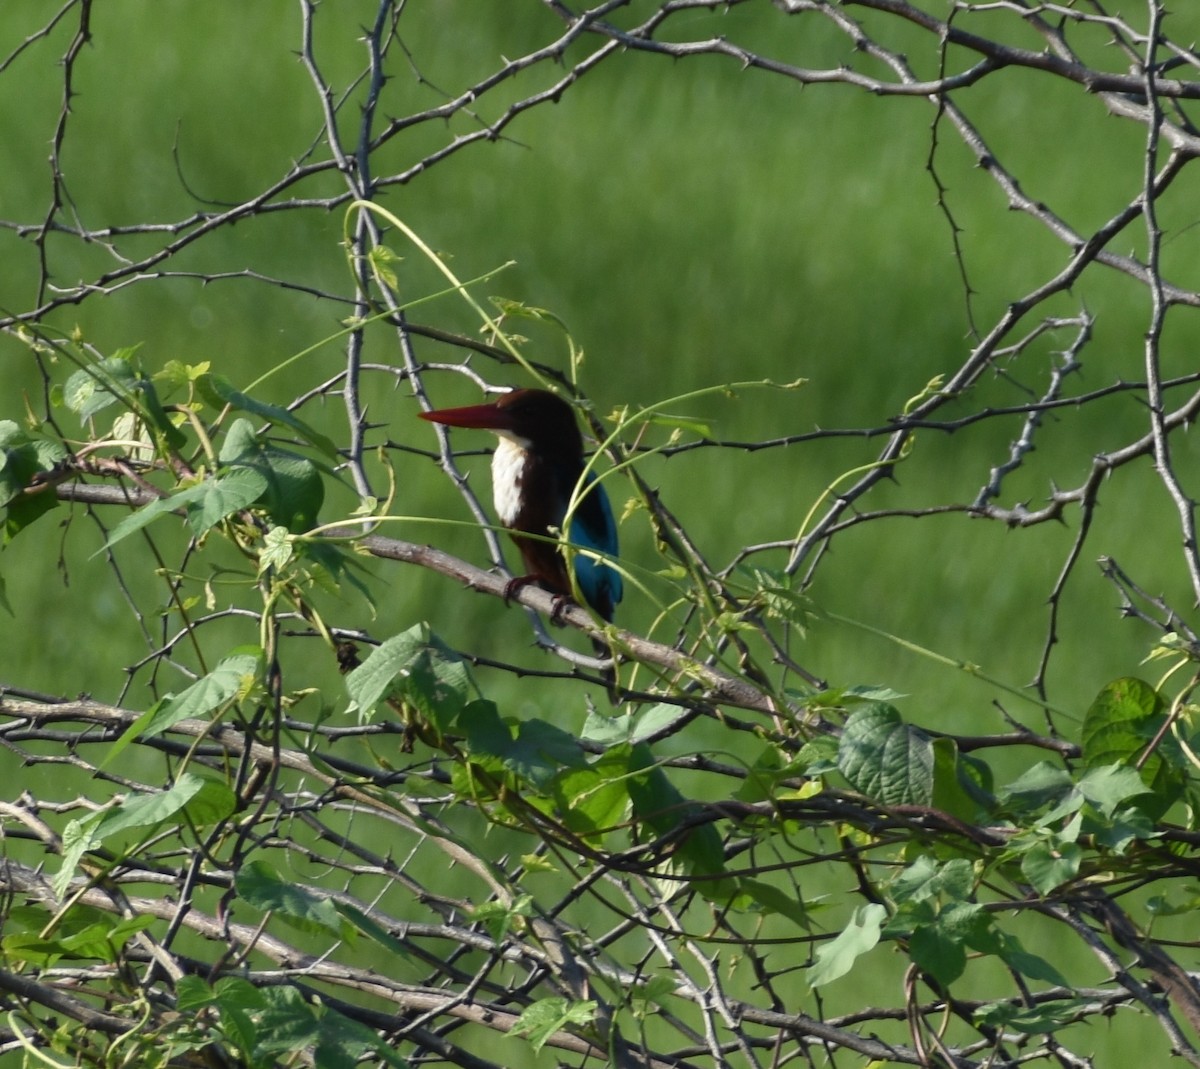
[2,3,1199,1063]
[1,3,1192,718]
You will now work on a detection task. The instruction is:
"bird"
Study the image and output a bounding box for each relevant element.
[419,388,623,622]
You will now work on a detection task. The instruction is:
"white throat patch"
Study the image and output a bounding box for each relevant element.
[491,436,528,526]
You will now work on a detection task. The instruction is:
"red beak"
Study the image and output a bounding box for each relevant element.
[419,401,516,432]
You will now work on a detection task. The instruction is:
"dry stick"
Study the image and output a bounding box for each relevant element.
[355,531,781,715]
[0,13,621,332]
[1138,8,1200,605]
[0,858,628,1064]
[50,481,784,716]
[0,960,130,1038]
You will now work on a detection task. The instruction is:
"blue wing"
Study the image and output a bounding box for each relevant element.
[568,470,623,621]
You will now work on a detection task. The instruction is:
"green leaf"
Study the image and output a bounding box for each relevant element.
[0,421,67,542]
[910,921,966,986]
[1020,838,1082,894]
[3,492,58,546]
[209,976,267,1057]
[455,698,512,755]
[345,623,476,725]
[300,538,377,608]
[235,860,351,940]
[313,1006,411,1069]
[403,644,477,731]
[909,901,988,986]
[1081,677,1184,812]
[153,359,211,392]
[738,878,813,929]
[64,354,140,421]
[55,773,209,896]
[259,525,295,572]
[808,684,908,709]
[182,777,238,826]
[186,466,269,536]
[890,856,976,906]
[645,411,712,437]
[580,703,688,747]
[930,737,995,822]
[1082,677,1164,767]
[92,775,208,840]
[794,734,840,776]
[138,375,188,450]
[1075,764,1152,818]
[368,244,402,290]
[1005,762,1156,843]
[98,481,210,552]
[989,931,1069,987]
[220,418,326,532]
[626,744,730,893]
[998,762,1074,816]
[10,903,102,937]
[579,708,632,746]
[1087,805,1154,851]
[504,718,589,789]
[253,986,321,1054]
[975,997,1092,1034]
[213,975,268,1008]
[58,915,156,963]
[732,744,802,804]
[219,416,259,462]
[738,565,812,627]
[807,903,886,987]
[174,975,217,1012]
[471,895,533,942]
[837,704,933,805]
[490,296,569,331]
[3,914,155,965]
[102,650,262,767]
[546,748,632,839]
[198,373,339,458]
[510,997,597,1054]
[332,900,410,958]
[629,975,679,1015]
[0,424,67,500]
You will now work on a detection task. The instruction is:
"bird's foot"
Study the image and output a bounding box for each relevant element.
[502,574,539,605]
[548,594,574,625]
[502,574,575,625]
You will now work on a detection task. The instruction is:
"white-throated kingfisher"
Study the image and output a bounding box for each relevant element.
[419,388,623,622]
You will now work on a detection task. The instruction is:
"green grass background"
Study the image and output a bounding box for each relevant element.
[3,2,1200,1063]
[1,2,1192,725]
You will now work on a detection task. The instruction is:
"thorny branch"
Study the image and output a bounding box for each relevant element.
[1,692,1198,1067]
